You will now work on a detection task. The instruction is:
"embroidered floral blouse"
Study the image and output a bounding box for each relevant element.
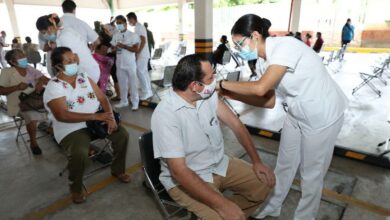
[43,73,100,143]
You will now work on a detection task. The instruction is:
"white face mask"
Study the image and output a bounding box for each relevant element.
[196,78,216,99]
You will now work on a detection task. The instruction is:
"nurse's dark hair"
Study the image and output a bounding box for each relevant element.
[36,14,61,31]
[115,15,127,23]
[231,14,272,39]
[62,0,77,13]
[126,12,137,21]
[5,49,24,67]
[172,54,209,91]
[51,47,72,71]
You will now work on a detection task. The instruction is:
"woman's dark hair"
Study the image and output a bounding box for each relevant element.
[221,35,228,44]
[62,0,77,13]
[115,15,127,23]
[96,41,111,51]
[5,49,24,67]
[12,38,18,44]
[25,36,32,43]
[172,54,209,91]
[51,47,72,71]
[36,14,61,31]
[126,12,137,21]
[231,14,272,39]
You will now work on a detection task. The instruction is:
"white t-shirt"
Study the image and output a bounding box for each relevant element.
[263,36,348,130]
[43,73,100,143]
[61,13,99,43]
[56,27,100,83]
[110,30,140,69]
[134,22,150,59]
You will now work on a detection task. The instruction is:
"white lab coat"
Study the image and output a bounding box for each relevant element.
[111,30,139,106]
[56,27,100,83]
[254,37,348,220]
[61,13,99,44]
[134,22,152,99]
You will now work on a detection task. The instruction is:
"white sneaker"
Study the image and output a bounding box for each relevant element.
[251,208,281,219]
[131,105,139,111]
[140,92,153,101]
[114,101,129,108]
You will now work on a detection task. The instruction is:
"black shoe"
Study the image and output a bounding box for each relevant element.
[30,145,42,155]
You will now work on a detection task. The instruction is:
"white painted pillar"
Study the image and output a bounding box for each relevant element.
[178,0,185,41]
[4,0,20,37]
[290,0,302,32]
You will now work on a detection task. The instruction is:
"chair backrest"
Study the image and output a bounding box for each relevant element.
[139,131,162,187]
[222,50,231,65]
[163,65,176,87]
[226,71,240,82]
[152,48,163,60]
[179,46,186,56]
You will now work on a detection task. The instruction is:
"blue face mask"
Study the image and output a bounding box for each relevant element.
[116,24,125,31]
[238,44,258,61]
[17,58,29,68]
[44,33,56,41]
[64,63,78,76]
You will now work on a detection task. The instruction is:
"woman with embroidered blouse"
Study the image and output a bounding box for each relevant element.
[43,47,130,204]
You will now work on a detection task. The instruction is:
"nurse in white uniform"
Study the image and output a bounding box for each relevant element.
[218,14,348,220]
[111,15,140,110]
[35,14,100,83]
[127,12,153,100]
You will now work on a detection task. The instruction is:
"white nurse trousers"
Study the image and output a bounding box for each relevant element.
[0,48,7,68]
[256,114,344,220]
[136,57,153,99]
[117,66,138,107]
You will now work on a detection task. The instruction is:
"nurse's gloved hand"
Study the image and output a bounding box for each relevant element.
[253,163,276,188]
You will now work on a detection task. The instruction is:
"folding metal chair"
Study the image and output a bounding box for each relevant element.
[352,62,388,97]
[13,115,28,147]
[59,138,113,193]
[151,65,176,101]
[139,132,188,220]
[152,48,163,60]
[217,50,232,75]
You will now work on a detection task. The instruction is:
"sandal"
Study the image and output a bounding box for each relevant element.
[112,173,131,183]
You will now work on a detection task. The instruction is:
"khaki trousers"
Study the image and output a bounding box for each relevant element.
[168,157,271,220]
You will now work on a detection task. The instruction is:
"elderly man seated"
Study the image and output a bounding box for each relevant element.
[151,54,275,220]
[0,49,49,155]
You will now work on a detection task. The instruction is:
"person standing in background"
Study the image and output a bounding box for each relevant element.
[144,22,155,71]
[341,18,354,46]
[304,33,312,47]
[127,12,153,101]
[313,32,324,53]
[23,37,41,68]
[0,31,8,69]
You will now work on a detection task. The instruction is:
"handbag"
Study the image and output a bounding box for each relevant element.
[18,90,45,113]
[86,109,121,139]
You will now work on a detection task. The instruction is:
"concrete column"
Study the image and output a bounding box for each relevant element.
[4,0,20,37]
[194,0,213,56]
[290,0,302,32]
[178,0,185,41]
[112,0,119,16]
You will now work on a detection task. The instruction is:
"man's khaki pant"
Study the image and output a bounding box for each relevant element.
[168,157,271,220]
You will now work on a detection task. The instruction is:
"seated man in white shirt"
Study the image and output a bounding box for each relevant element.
[151,54,275,220]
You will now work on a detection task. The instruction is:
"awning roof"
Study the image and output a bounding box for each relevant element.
[0,0,192,9]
